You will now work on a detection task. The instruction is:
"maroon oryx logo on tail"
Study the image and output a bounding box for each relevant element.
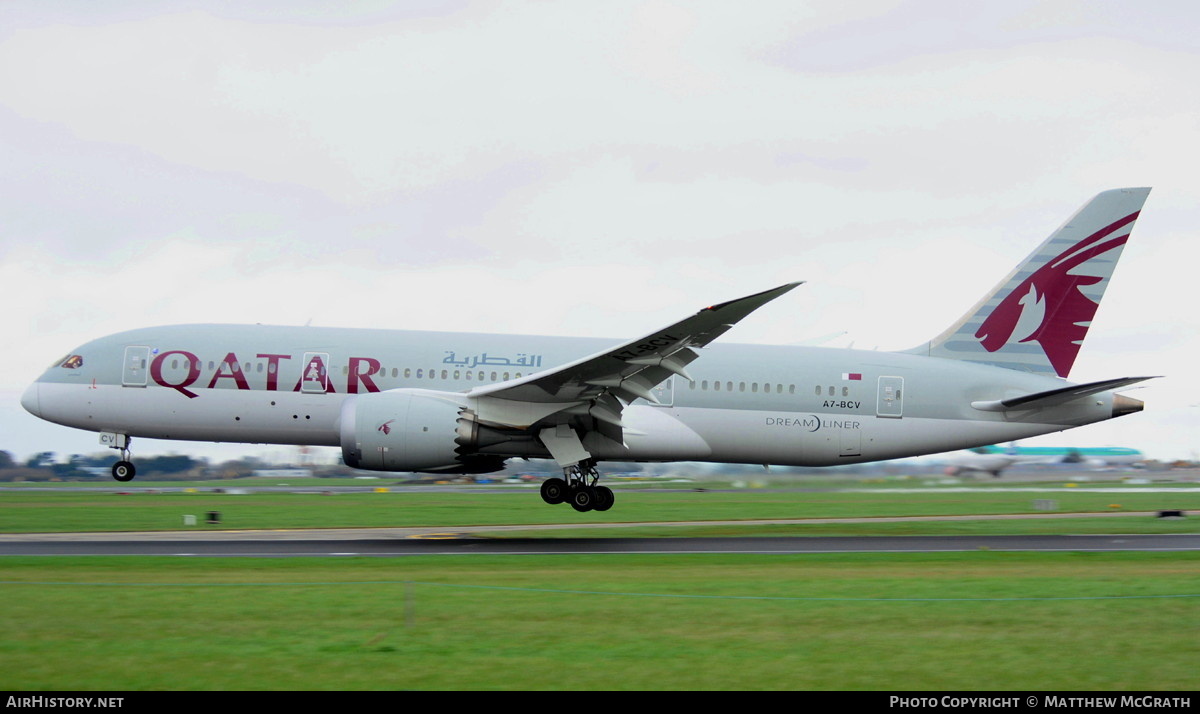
[975,212,1139,378]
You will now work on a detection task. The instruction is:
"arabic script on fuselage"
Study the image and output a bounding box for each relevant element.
[441,351,543,369]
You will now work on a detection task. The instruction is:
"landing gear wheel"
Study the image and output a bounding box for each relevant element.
[112,461,136,482]
[540,477,567,505]
[570,486,596,512]
[593,485,615,512]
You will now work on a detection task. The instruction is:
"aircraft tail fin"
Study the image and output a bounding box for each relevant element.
[908,188,1150,378]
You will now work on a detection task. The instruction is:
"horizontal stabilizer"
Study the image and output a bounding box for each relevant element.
[971,376,1158,412]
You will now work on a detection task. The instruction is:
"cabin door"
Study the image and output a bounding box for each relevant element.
[122,346,150,387]
[876,376,904,418]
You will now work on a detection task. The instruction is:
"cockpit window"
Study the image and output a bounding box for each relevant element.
[59,355,84,369]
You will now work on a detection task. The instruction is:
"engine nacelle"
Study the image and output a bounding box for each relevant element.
[340,389,472,472]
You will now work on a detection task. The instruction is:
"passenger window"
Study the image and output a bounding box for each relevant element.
[441,370,448,379]
[764,383,771,393]
[789,385,795,394]
[416,369,423,378]
[751,383,758,393]
[490,372,497,381]
[714,381,721,391]
[404,368,411,378]
[503,372,510,381]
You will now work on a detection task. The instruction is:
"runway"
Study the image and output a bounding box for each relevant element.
[3,533,1199,557]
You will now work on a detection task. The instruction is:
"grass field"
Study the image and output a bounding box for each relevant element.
[1,484,1197,533]
[1,552,1198,690]
[2,480,1197,690]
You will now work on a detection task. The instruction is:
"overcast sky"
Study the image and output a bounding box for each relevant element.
[2,0,1197,465]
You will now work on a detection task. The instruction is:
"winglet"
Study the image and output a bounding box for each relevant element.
[705,282,803,317]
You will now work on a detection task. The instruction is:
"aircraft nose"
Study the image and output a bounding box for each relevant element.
[21,382,40,418]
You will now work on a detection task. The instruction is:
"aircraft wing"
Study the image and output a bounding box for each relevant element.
[462,283,801,446]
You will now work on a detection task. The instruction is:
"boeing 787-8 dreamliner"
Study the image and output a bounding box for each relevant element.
[22,188,1154,513]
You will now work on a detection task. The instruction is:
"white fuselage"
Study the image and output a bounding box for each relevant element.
[23,324,1126,470]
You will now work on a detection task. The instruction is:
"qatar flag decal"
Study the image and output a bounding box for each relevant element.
[841,373,862,381]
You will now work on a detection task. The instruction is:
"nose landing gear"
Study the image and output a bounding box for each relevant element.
[111,458,135,482]
[106,435,136,482]
[540,460,614,512]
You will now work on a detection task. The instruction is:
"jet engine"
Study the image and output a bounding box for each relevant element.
[339,389,507,474]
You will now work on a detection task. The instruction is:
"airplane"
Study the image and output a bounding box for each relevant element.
[22,187,1155,513]
[944,444,1145,477]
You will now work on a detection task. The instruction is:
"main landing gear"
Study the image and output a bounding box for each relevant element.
[540,460,614,512]
[109,437,136,482]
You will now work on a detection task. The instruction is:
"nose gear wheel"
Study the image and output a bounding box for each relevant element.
[108,437,136,482]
